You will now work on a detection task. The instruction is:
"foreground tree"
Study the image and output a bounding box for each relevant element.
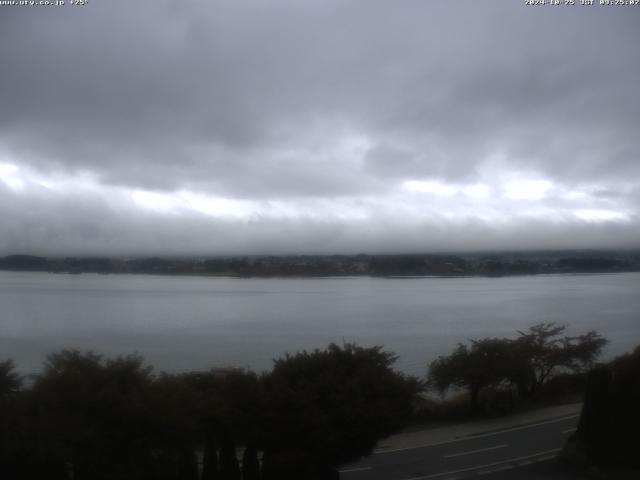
[241,445,260,480]
[0,359,25,478]
[428,323,608,411]
[2,344,420,479]
[567,345,640,468]
[219,430,241,480]
[27,350,158,480]
[428,338,515,412]
[0,359,22,399]
[513,323,608,398]
[262,343,422,478]
[201,433,219,480]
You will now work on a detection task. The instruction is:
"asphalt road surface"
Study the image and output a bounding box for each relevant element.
[339,414,580,480]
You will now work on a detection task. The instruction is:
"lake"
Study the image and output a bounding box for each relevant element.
[1,271,639,377]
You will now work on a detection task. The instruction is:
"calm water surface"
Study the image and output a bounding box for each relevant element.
[1,271,639,376]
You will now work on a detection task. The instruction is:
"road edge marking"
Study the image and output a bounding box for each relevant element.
[375,414,579,454]
[339,466,372,473]
[444,444,508,459]
[402,448,562,480]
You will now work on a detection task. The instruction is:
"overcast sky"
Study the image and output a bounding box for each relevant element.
[0,0,638,256]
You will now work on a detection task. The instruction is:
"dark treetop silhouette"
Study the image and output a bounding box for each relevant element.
[0,343,421,480]
[428,323,607,413]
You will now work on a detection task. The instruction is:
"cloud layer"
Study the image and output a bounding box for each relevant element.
[0,0,638,255]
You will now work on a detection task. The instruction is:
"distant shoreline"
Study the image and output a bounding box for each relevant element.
[4,270,637,282]
[1,251,639,280]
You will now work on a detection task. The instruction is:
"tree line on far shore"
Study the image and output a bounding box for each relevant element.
[1,322,635,479]
[1,251,638,278]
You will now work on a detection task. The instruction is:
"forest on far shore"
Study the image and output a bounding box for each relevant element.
[1,250,639,278]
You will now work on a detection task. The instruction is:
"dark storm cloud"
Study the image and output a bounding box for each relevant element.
[0,0,638,254]
[1,0,638,195]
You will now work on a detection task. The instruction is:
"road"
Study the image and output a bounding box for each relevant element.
[339,414,580,480]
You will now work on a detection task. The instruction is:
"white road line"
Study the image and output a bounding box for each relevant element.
[375,414,579,454]
[478,464,513,475]
[443,444,508,459]
[339,466,372,473]
[402,448,562,480]
[562,428,577,434]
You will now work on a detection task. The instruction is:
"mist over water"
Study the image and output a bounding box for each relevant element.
[1,271,638,377]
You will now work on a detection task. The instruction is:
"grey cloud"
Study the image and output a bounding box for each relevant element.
[1,182,638,257]
[1,0,638,197]
[0,0,639,254]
